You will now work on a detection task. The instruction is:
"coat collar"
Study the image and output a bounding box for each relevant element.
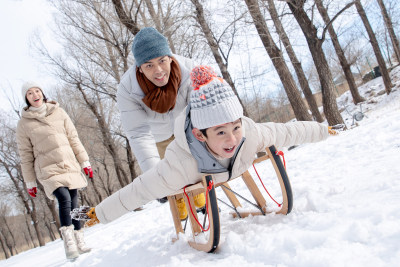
[22,101,59,120]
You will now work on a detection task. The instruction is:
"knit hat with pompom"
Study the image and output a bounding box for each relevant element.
[189,65,243,129]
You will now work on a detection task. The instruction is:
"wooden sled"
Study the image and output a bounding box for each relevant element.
[168,145,293,253]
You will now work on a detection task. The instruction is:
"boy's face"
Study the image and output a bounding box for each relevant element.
[192,119,243,159]
[139,56,172,87]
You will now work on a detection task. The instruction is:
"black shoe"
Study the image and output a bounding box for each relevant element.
[157,197,168,204]
[196,206,206,214]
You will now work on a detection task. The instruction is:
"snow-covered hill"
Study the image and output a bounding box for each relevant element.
[1,67,399,267]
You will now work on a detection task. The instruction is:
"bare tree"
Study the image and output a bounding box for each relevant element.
[0,116,45,247]
[286,0,345,126]
[244,0,312,121]
[315,0,365,104]
[376,0,400,64]
[354,0,393,94]
[190,0,249,116]
[264,0,323,122]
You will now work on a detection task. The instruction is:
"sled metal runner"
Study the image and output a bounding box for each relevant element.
[167,145,293,253]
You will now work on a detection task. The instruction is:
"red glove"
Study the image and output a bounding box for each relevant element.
[83,166,93,178]
[28,187,37,198]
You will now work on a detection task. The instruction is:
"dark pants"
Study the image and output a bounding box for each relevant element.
[53,187,81,230]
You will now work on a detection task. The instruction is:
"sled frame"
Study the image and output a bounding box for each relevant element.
[168,145,292,253]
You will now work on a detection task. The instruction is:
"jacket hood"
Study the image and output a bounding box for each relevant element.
[173,106,245,176]
[22,101,59,119]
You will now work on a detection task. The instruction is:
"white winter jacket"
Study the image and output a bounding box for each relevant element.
[95,107,329,224]
[117,54,195,172]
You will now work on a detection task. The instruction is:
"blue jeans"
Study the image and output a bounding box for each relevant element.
[53,187,81,230]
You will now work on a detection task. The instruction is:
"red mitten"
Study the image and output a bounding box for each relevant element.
[83,166,93,178]
[28,187,37,198]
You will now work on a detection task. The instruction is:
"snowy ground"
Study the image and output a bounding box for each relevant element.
[1,67,400,267]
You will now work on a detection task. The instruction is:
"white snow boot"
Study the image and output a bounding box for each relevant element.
[60,225,79,260]
[74,229,91,254]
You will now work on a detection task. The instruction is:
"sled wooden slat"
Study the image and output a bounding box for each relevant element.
[168,195,184,237]
[241,170,267,212]
[252,154,269,164]
[184,191,202,236]
[220,182,242,209]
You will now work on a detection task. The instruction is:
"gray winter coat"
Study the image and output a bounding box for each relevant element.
[116,54,195,172]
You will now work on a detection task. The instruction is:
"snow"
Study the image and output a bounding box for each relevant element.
[1,67,400,267]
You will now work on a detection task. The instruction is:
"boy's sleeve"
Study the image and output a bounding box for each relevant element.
[257,121,329,149]
[95,148,194,224]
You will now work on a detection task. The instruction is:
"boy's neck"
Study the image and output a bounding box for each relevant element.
[205,142,231,168]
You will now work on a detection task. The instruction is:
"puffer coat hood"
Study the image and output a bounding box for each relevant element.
[16,101,89,200]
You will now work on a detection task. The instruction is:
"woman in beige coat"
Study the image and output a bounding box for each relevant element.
[16,82,93,260]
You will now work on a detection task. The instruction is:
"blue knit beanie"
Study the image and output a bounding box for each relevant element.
[132,27,172,67]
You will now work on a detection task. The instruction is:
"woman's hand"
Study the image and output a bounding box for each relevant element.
[27,187,37,197]
[83,166,93,178]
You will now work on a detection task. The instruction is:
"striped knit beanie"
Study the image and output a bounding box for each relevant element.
[189,66,243,130]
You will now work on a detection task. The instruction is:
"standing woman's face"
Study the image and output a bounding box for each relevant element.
[26,87,44,108]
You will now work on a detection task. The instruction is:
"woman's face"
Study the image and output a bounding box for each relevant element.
[26,87,44,108]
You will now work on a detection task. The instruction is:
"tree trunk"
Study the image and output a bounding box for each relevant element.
[376,0,400,64]
[0,161,45,246]
[287,0,344,126]
[1,217,18,254]
[355,0,393,94]
[315,0,365,104]
[0,231,10,259]
[111,0,140,36]
[37,183,61,229]
[266,0,323,122]
[76,83,129,188]
[44,221,56,241]
[24,215,37,248]
[125,137,137,182]
[190,0,249,117]
[90,171,103,203]
[245,0,311,121]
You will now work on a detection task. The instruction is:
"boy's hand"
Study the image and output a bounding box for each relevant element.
[328,124,345,136]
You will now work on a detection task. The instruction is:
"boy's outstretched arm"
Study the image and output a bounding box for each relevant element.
[255,120,330,150]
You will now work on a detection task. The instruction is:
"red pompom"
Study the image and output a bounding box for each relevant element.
[190,65,217,90]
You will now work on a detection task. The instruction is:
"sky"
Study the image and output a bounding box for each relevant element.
[0,0,55,112]
[0,66,399,266]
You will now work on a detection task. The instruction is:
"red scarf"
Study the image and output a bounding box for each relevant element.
[137,57,182,113]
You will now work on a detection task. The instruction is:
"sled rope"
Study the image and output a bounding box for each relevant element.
[253,150,287,208]
[183,180,214,232]
[275,150,286,169]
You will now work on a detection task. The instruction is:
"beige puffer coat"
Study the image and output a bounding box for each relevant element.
[95,107,329,224]
[16,101,89,200]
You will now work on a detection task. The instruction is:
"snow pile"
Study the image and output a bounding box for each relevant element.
[1,67,399,267]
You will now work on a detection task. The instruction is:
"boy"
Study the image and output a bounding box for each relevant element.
[82,65,336,225]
